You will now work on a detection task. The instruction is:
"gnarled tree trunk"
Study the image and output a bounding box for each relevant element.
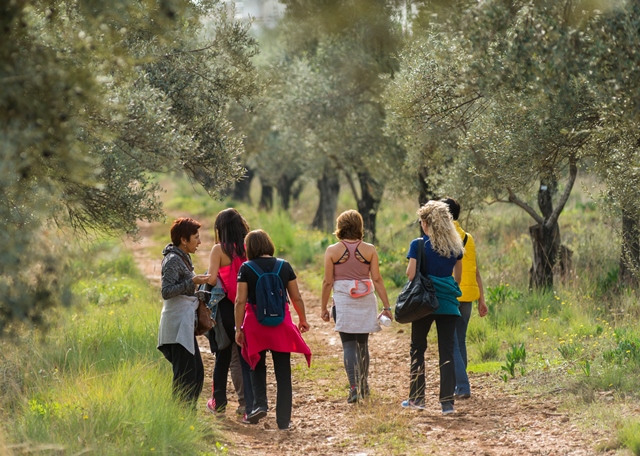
[231,168,254,203]
[529,222,560,290]
[312,171,340,232]
[619,209,640,286]
[356,171,383,243]
[277,174,297,211]
[259,181,273,211]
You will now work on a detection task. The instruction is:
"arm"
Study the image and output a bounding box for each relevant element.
[369,248,393,320]
[161,255,198,299]
[476,260,488,317]
[287,279,310,333]
[320,247,334,322]
[453,259,462,284]
[234,281,248,346]
[406,258,417,281]
[206,245,223,286]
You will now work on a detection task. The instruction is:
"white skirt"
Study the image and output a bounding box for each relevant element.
[333,279,381,334]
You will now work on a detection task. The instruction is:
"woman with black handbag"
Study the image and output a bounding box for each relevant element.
[403,201,464,415]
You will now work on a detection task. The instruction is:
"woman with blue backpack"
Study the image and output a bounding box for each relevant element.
[234,229,311,430]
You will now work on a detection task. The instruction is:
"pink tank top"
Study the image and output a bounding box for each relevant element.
[333,241,371,281]
[219,255,245,304]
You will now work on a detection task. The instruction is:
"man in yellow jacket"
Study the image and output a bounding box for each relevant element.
[442,198,488,399]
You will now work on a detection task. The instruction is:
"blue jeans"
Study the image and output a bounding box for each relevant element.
[453,301,472,395]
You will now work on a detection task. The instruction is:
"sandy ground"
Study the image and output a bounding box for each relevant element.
[131,222,613,456]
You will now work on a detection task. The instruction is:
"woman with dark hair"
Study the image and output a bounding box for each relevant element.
[234,229,311,430]
[158,217,211,406]
[204,208,253,422]
[403,201,463,415]
[320,210,392,403]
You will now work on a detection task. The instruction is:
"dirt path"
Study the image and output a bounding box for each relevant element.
[130,222,609,456]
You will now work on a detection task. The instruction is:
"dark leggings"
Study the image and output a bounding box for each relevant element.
[409,314,458,403]
[250,350,292,429]
[159,337,204,406]
[210,297,253,411]
[339,332,370,392]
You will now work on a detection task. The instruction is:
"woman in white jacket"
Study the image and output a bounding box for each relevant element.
[157,217,210,406]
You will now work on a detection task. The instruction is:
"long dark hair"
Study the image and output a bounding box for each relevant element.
[214,208,250,258]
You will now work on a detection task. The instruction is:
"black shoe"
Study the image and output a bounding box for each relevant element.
[454,393,471,400]
[246,406,268,424]
[347,386,358,404]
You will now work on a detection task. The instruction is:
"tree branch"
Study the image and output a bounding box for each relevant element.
[508,188,544,224]
[546,157,578,228]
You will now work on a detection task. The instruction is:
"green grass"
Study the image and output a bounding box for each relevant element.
[0,241,223,455]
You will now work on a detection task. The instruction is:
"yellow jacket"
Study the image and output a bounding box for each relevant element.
[454,221,480,302]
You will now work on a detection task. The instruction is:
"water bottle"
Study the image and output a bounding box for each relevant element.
[379,315,392,327]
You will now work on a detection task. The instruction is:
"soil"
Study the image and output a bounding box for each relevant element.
[130,222,613,456]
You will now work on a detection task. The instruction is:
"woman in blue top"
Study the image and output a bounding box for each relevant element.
[403,201,463,415]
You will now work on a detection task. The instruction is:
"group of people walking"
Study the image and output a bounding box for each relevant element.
[157,198,486,428]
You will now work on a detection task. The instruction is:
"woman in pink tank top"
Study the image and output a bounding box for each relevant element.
[320,210,392,403]
[204,208,254,422]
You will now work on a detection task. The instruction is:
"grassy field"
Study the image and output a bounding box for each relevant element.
[1,174,639,454]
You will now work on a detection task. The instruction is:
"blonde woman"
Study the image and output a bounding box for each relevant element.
[403,201,463,415]
[320,210,392,403]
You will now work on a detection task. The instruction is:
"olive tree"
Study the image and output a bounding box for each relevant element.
[0,0,259,333]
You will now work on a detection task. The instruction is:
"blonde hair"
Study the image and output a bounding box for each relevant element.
[417,201,464,258]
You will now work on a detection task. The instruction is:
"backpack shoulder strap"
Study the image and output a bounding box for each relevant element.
[462,233,468,247]
[245,260,265,277]
[274,258,284,275]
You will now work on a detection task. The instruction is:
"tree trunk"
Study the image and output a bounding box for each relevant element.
[259,181,273,211]
[231,168,254,203]
[528,175,560,290]
[529,222,560,290]
[312,171,340,232]
[356,171,383,243]
[418,167,435,207]
[619,209,640,286]
[277,174,297,211]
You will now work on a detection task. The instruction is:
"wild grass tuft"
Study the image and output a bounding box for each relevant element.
[1,242,218,455]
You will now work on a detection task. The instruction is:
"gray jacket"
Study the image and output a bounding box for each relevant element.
[157,244,199,354]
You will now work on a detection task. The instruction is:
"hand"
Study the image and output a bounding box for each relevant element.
[298,320,310,333]
[235,329,245,346]
[377,308,393,321]
[478,299,488,317]
[192,274,211,285]
[320,308,330,322]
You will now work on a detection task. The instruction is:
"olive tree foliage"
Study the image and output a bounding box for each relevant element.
[263,0,403,239]
[386,0,610,289]
[583,2,640,283]
[0,0,259,333]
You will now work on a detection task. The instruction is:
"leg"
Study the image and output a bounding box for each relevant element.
[454,302,472,396]
[212,299,235,411]
[339,332,358,388]
[409,315,433,403]
[355,333,370,396]
[237,344,254,415]
[435,315,458,404]
[230,344,245,412]
[249,350,268,411]
[271,350,292,429]
[339,332,359,402]
[159,342,203,407]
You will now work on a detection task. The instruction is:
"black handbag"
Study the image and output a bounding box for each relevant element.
[394,238,439,323]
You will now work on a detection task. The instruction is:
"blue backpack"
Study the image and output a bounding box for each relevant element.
[245,259,288,326]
